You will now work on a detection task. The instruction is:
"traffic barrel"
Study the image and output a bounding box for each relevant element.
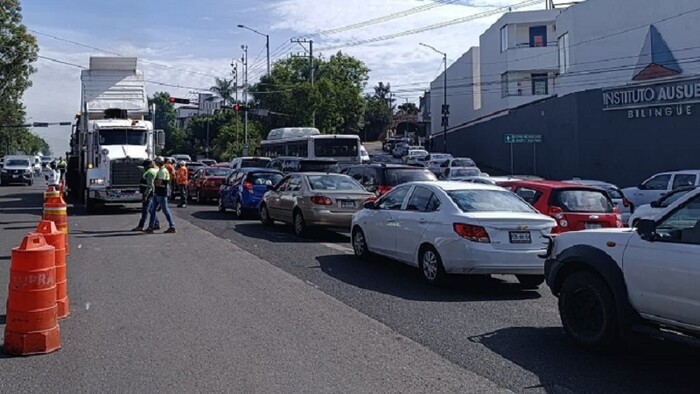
[43,186,60,203]
[3,233,61,356]
[42,194,69,254]
[35,220,69,319]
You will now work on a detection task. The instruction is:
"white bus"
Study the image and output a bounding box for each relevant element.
[259,127,362,166]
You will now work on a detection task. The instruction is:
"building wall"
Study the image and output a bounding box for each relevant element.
[555,0,700,95]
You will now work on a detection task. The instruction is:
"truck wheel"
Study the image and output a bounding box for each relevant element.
[558,271,618,352]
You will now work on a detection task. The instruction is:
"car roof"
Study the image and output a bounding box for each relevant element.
[400,180,504,192]
[273,156,338,162]
[349,163,423,169]
[240,167,281,173]
[506,180,608,190]
[290,172,348,176]
[236,156,271,160]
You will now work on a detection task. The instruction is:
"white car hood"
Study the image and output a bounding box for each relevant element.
[102,145,149,160]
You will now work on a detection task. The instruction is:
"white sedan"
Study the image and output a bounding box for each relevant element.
[351,181,556,287]
[627,186,697,226]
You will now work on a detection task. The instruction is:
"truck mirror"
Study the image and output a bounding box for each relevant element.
[156,129,166,149]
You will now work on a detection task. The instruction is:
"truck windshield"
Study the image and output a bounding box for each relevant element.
[99,129,147,145]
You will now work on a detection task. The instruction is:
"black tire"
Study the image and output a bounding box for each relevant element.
[517,275,545,289]
[419,245,446,285]
[351,227,371,260]
[293,209,307,237]
[259,203,273,226]
[234,200,246,219]
[558,271,619,352]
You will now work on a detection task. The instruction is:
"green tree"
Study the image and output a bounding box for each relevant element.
[359,82,395,141]
[251,51,369,135]
[0,0,39,155]
[148,91,188,155]
[398,102,419,115]
[210,77,234,105]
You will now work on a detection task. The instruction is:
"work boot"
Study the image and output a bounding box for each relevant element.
[131,226,143,232]
[154,224,161,230]
[164,227,176,234]
[143,228,154,234]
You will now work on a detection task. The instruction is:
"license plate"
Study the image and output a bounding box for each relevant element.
[509,231,531,244]
[585,222,602,229]
[340,200,355,208]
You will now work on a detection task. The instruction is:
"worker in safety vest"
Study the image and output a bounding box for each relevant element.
[164,158,175,200]
[56,157,67,183]
[176,161,188,207]
[132,159,160,231]
[145,156,176,234]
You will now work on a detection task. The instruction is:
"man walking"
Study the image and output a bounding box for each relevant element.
[132,159,160,231]
[56,156,67,183]
[164,158,176,201]
[176,161,188,207]
[145,156,176,234]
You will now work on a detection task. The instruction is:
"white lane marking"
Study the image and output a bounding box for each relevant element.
[321,242,353,254]
[85,302,90,310]
[78,244,82,249]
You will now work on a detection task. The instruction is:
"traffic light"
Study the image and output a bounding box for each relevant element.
[169,97,190,104]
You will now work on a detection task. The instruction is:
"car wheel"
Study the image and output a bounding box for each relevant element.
[516,275,544,289]
[234,200,245,219]
[351,227,370,260]
[293,210,307,237]
[218,198,226,212]
[558,271,618,352]
[259,203,273,226]
[419,246,446,285]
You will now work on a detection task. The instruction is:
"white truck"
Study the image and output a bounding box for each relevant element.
[66,57,164,212]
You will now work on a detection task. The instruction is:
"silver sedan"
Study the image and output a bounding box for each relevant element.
[260,172,375,237]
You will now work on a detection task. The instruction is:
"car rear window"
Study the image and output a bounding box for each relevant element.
[384,168,437,186]
[307,175,364,191]
[204,168,232,177]
[602,186,623,199]
[247,172,283,186]
[299,161,340,173]
[447,190,537,213]
[241,159,271,168]
[552,189,613,213]
[451,158,475,167]
[450,168,481,178]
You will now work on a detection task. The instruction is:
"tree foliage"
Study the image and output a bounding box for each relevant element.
[148,91,188,155]
[398,102,419,115]
[360,82,394,141]
[0,0,43,156]
[251,52,369,136]
[210,77,234,105]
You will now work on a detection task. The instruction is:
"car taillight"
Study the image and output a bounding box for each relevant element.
[311,196,333,205]
[613,207,622,221]
[243,181,254,194]
[548,206,565,220]
[453,223,490,243]
[377,186,392,195]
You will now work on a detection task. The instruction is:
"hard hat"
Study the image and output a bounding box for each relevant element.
[142,159,153,167]
[155,156,164,164]
[179,161,186,166]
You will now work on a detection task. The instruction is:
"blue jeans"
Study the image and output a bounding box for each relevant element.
[149,194,175,229]
[138,197,159,228]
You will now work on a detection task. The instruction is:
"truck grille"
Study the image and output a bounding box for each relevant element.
[110,159,142,186]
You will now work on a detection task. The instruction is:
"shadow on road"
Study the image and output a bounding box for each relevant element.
[316,254,541,302]
[3,225,38,230]
[0,256,9,261]
[469,326,700,393]
[235,222,350,244]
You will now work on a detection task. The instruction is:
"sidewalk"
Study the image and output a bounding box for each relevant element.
[0,187,510,393]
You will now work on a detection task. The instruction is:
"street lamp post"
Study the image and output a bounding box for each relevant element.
[419,43,448,154]
[237,24,270,77]
[241,45,249,156]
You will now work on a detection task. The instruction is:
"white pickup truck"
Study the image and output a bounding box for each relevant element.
[544,188,700,351]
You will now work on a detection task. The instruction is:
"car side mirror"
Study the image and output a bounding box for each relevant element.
[636,219,657,240]
[363,200,376,209]
[650,200,660,208]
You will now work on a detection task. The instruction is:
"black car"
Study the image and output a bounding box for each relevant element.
[341,163,437,196]
[266,157,340,174]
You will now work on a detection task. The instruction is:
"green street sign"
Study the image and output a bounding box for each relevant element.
[504,134,543,144]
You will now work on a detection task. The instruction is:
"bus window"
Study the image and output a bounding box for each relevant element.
[314,138,358,158]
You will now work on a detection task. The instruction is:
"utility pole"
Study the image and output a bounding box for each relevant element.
[291,38,315,128]
[442,52,448,154]
[241,45,249,156]
[231,60,240,152]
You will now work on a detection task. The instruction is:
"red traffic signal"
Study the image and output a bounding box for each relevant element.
[233,104,240,112]
[169,97,190,104]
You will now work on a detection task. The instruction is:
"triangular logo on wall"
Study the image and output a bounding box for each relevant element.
[632,25,682,81]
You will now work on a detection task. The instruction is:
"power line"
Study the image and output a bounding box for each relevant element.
[318,0,541,51]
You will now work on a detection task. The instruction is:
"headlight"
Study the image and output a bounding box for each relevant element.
[90,178,105,185]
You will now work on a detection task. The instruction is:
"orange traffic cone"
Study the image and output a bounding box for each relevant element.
[43,186,60,203]
[35,220,69,319]
[3,233,61,356]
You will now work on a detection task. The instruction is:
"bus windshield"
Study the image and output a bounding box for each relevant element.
[314,138,358,158]
[99,129,147,145]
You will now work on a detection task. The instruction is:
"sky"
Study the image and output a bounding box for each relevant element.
[20,0,546,155]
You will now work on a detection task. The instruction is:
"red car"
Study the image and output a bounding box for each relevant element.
[187,167,233,203]
[499,180,622,234]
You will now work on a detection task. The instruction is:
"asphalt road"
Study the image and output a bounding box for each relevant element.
[170,199,700,394]
[1,180,699,393]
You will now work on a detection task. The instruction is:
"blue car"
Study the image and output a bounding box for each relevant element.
[219,168,284,218]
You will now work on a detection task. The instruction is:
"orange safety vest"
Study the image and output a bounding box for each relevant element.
[164,163,175,178]
[176,167,188,185]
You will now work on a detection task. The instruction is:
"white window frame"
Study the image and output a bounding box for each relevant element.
[558,33,570,74]
[500,25,508,52]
